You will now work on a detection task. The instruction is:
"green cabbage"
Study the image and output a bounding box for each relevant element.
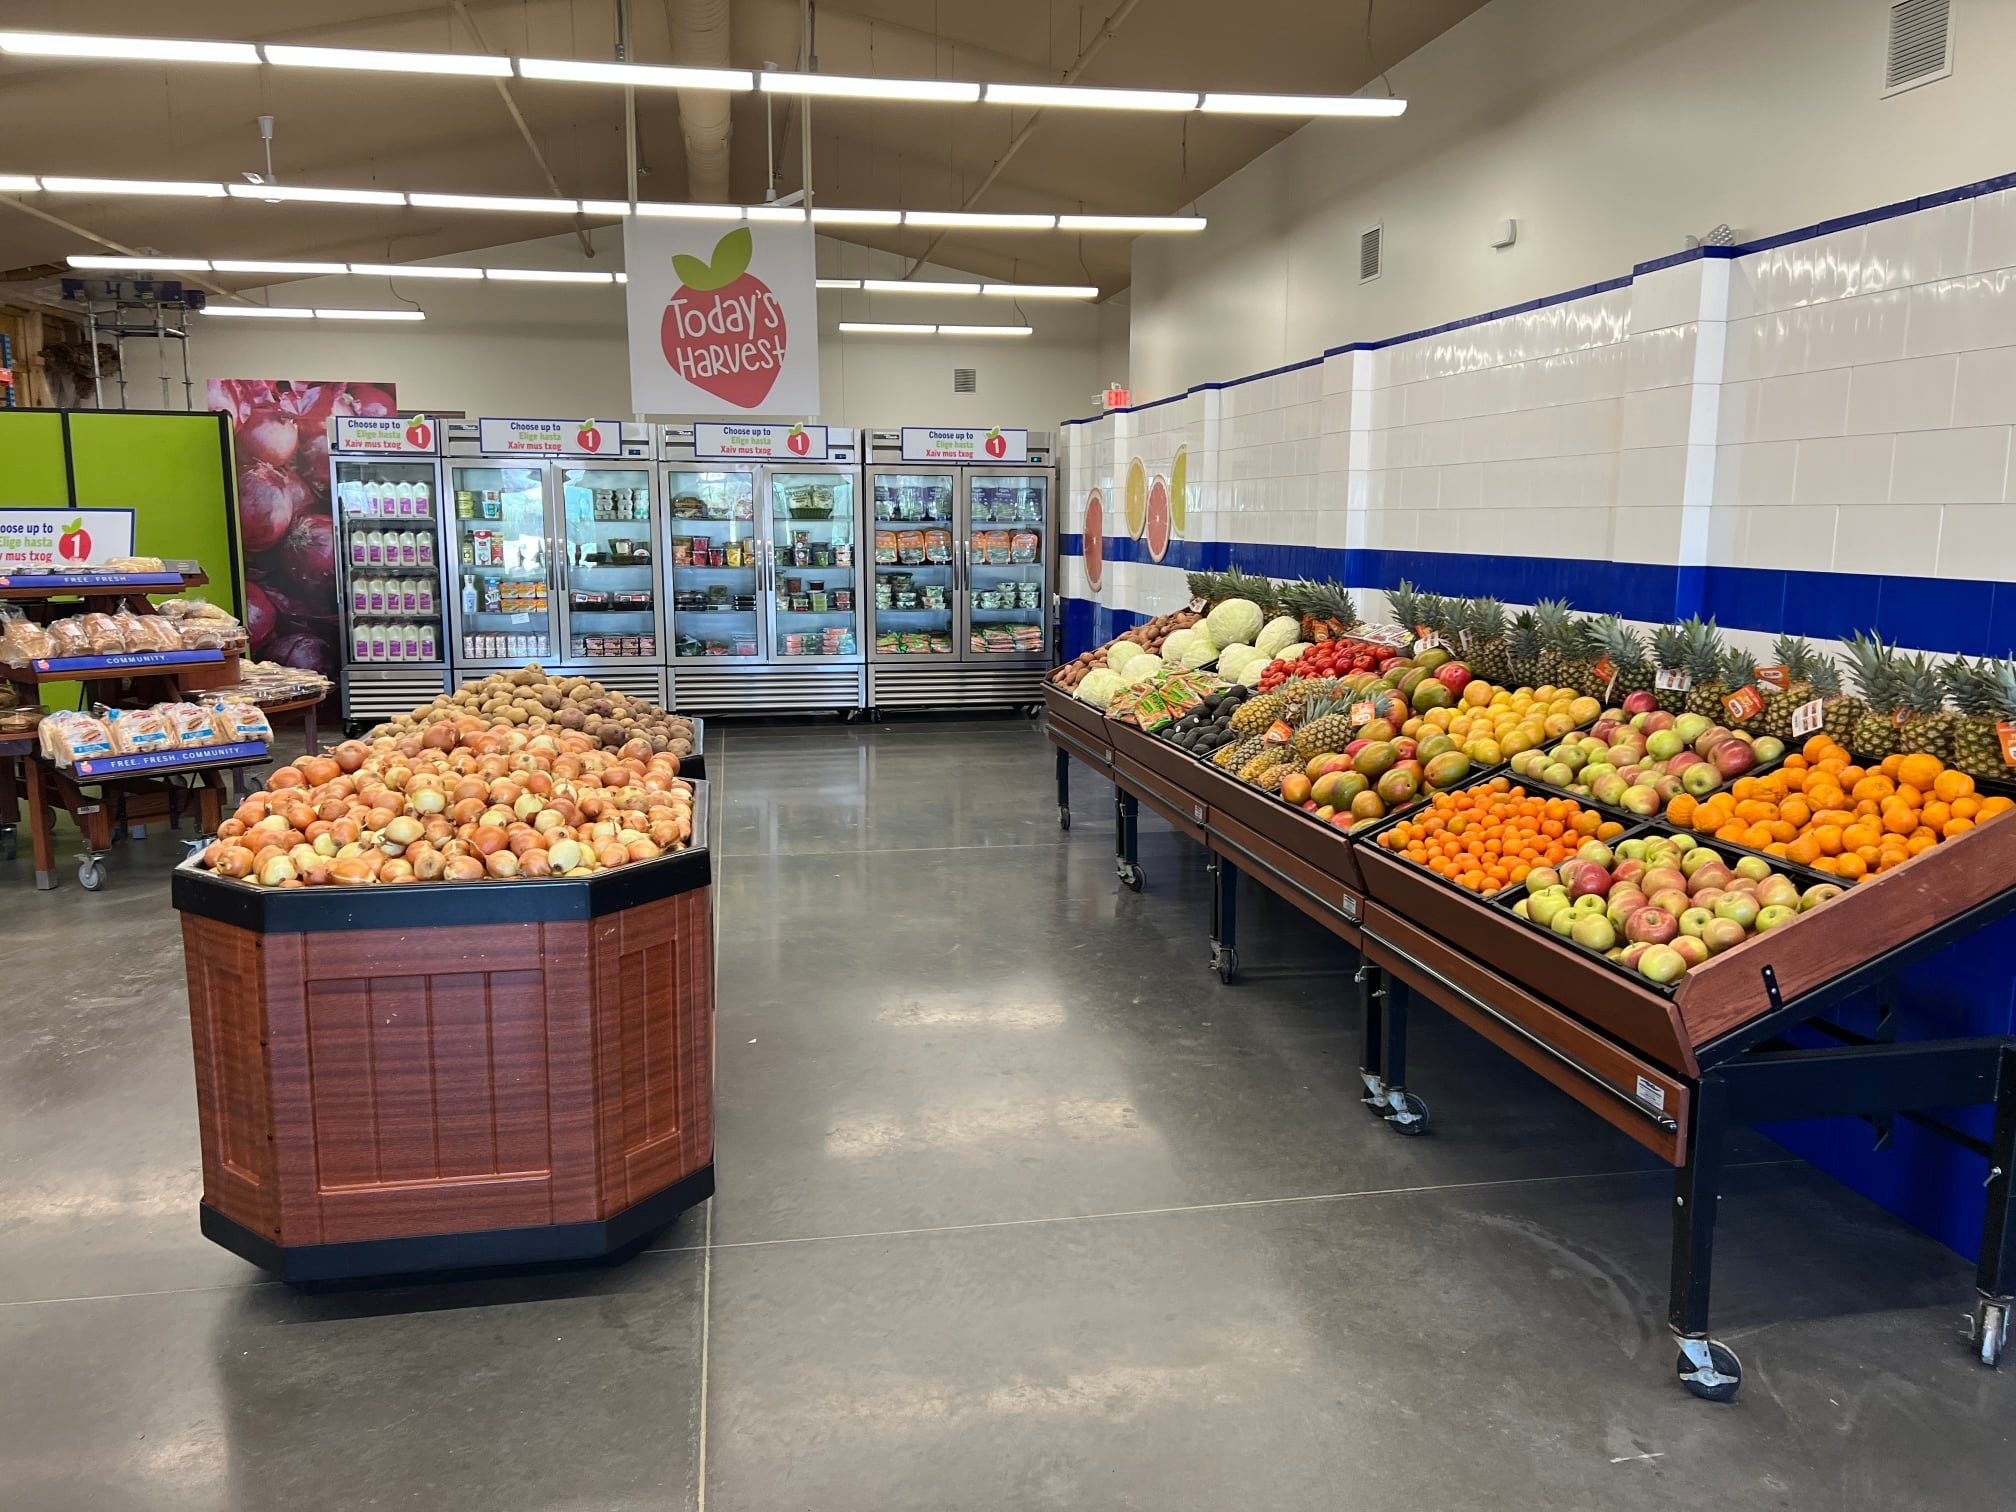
[1177,631,1221,669]
[1216,644,1258,680]
[1159,628,1196,665]
[1205,597,1264,647]
[1124,653,1164,684]
[1254,616,1301,658]
[1075,668,1126,707]
[1107,640,1144,673]
[1237,657,1269,686]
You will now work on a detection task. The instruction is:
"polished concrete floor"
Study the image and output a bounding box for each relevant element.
[2,718,2012,1509]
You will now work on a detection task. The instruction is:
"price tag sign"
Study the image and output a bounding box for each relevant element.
[1591,655,1617,699]
[1754,664,1790,693]
[1791,698,1826,738]
[1263,719,1295,745]
[1350,700,1375,727]
[1187,596,1209,613]
[1413,625,1443,656]
[1655,668,1692,692]
[1723,684,1766,724]
[1998,720,2016,766]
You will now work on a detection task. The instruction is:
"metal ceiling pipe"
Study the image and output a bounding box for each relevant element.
[669,0,733,201]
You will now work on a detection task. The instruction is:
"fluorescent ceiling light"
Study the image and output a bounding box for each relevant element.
[1200,92,1406,117]
[261,44,511,78]
[227,183,406,206]
[982,283,1097,298]
[314,308,426,321]
[517,57,751,91]
[746,205,806,223]
[635,202,744,220]
[862,279,979,295]
[409,191,580,214]
[984,82,1196,111]
[349,262,484,280]
[811,207,902,226]
[1057,213,1207,232]
[838,322,938,334]
[0,174,41,192]
[761,71,979,103]
[43,176,225,198]
[580,200,632,217]
[815,279,863,290]
[68,254,212,271]
[903,210,1055,230]
[483,268,615,283]
[201,305,314,318]
[938,324,1033,336]
[614,272,628,283]
[0,31,258,65]
[211,258,350,275]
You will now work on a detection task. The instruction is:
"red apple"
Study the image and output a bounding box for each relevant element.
[1625,906,1679,945]
[1623,690,1660,715]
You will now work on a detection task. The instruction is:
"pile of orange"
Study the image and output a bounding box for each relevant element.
[1664,737,2013,882]
[1381,776,1626,896]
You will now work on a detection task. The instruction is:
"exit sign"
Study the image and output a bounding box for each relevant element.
[1102,385,1131,410]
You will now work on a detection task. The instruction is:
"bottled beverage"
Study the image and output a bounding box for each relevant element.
[413,478,431,517]
[365,530,385,566]
[403,622,421,660]
[352,622,371,662]
[461,574,478,614]
[418,623,437,661]
[399,578,416,614]
[416,530,434,569]
[395,531,413,567]
[351,575,370,616]
[415,577,434,616]
[367,577,385,615]
[350,527,369,567]
[364,477,385,516]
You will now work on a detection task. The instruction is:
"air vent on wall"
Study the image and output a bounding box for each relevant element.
[952,366,978,393]
[1358,223,1382,283]
[1884,0,1953,95]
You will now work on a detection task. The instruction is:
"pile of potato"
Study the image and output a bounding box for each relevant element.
[197,722,695,888]
[1048,610,1201,691]
[370,664,695,759]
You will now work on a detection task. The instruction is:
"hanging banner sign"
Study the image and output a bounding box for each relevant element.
[625,220,820,416]
[477,417,619,457]
[692,422,830,462]
[0,508,135,573]
[334,415,438,454]
[899,426,1029,464]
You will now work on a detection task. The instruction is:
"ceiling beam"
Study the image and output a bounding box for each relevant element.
[0,193,238,301]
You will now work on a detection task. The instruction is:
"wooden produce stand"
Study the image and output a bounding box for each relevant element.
[1041,682,2016,1402]
[171,784,717,1282]
[1,569,267,891]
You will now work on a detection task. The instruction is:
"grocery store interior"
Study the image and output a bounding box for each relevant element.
[5,0,2016,1507]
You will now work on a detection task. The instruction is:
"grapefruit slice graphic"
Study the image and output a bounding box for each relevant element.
[1123,457,1148,538]
[1145,475,1171,562]
[1083,488,1105,590]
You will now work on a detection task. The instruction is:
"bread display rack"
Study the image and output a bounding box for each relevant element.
[1043,682,2016,1403]
[1,566,268,891]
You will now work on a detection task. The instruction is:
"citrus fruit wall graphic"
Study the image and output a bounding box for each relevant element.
[1144,473,1171,562]
[1170,444,1188,534]
[1123,456,1148,539]
[1083,487,1105,591]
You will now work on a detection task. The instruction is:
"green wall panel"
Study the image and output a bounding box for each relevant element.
[0,411,71,506]
[66,411,242,613]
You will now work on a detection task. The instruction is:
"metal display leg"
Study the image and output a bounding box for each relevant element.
[1971,1047,2016,1367]
[1669,1073,1741,1401]
[1114,789,1141,891]
[1361,968,1428,1134]
[1207,853,1239,983]
[1056,745,1071,831]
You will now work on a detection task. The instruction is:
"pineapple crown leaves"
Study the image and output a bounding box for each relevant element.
[1385,579,1422,625]
[1895,649,1952,715]
[1719,644,1761,687]
[1469,596,1507,638]
[1770,633,1817,679]
[1649,621,1689,669]
[1808,658,1844,698]
[1592,614,1648,668]
[1939,655,1999,716]
[1508,609,1544,652]
[1680,616,1725,678]
[672,227,753,293]
[1840,629,1901,703]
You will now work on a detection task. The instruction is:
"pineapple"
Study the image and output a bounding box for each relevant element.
[1531,599,1577,687]
[1229,689,1291,736]
[1237,745,1290,783]
[1895,651,1957,763]
[1257,765,1289,794]
[1291,690,1357,760]
[1216,733,1266,770]
[1590,615,1652,701]
[1814,657,1862,748]
[1291,580,1358,642]
[1386,580,1425,641]
[1944,655,2016,777]
[1718,645,1761,726]
[1184,570,1224,604]
[1218,564,1282,615]
[1507,610,1544,688]
[1650,622,1690,714]
[1841,632,1903,758]
[1466,598,1512,685]
[1759,634,1818,739]
[1681,618,1727,720]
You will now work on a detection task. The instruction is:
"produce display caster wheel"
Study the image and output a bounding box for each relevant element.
[76,854,106,891]
[1385,1092,1429,1135]
[1211,944,1238,984]
[1059,805,1071,831]
[1674,1337,1742,1402]
[1968,1295,2012,1367]
[1117,858,1143,891]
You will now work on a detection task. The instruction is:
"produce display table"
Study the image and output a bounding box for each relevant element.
[1042,683,2016,1400]
[170,782,717,1282]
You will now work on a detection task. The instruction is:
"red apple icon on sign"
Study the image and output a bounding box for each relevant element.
[57,518,90,562]
[984,428,1007,459]
[785,424,811,456]
[404,416,433,449]
[576,420,604,453]
[660,228,786,409]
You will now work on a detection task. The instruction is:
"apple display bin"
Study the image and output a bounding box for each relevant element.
[1053,701,2016,1399]
[170,799,715,1284]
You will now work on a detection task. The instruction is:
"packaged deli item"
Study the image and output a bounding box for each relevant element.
[101,556,167,571]
[1010,530,1039,564]
[76,613,128,654]
[38,710,115,765]
[159,702,222,747]
[896,530,926,566]
[106,706,178,755]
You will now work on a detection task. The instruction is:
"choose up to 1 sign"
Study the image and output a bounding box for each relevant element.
[624,219,821,417]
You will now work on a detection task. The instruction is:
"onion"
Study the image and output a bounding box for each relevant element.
[238,464,298,553]
[239,407,300,469]
[330,858,376,886]
[379,858,415,883]
[519,850,553,878]
[281,514,337,591]
[443,855,487,882]
[485,850,520,878]
[296,427,332,487]
[546,839,582,873]
[383,816,424,846]
[332,741,369,773]
[267,631,340,678]
[258,855,298,887]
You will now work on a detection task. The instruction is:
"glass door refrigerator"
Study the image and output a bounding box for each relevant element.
[664,462,764,667]
[961,462,1052,665]
[556,460,667,706]
[329,426,450,732]
[444,458,559,672]
[864,464,959,666]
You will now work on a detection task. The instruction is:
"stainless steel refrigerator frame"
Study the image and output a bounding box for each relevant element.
[330,443,452,730]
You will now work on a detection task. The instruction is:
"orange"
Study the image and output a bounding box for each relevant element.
[1786,836,1821,866]
[1856,843,1884,868]
[1813,824,1844,856]
[1981,796,2015,819]
[1880,753,1905,778]
[1769,819,1798,842]
[1881,807,1918,835]
[1802,735,1834,761]
[1716,820,1749,843]
[1897,752,1943,791]
[1835,853,1867,881]
[1921,801,1951,830]
[1597,821,1625,840]
[1933,770,1975,803]
[1907,833,1937,855]
[1944,817,1975,838]
[1668,794,1698,827]
[1780,796,1811,829]
[1742,822,1776,849]
[1895,783,1924,808]
[1812,855,1841,875]
[1851,775,1894,801]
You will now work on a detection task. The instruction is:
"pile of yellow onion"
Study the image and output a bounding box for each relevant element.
[198,719,695,887]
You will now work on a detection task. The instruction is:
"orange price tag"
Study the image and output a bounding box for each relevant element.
[1893,707,1908,730]
[1723,684,1765,724]
[1263,719,1295,745]
[1754,664,1789,693]
[1998,720,2016,767]
[1350,700,1375,727]
[1591,655,1617,697]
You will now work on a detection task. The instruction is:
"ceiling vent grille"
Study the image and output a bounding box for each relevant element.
[1358,223,1383,283]
[1884,0,1953,95]
[952,366,978,394]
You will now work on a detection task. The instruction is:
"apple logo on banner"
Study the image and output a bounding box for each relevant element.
[984,428,1008,459]
[785,423,811,456]
[576,419,605,453]
[404,415,433,449]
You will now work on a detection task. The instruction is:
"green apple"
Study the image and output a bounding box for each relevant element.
[1755,903,1798,931]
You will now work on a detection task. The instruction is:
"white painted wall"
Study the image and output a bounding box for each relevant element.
[1132,0,2016,401]
[187,227,1099,430]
